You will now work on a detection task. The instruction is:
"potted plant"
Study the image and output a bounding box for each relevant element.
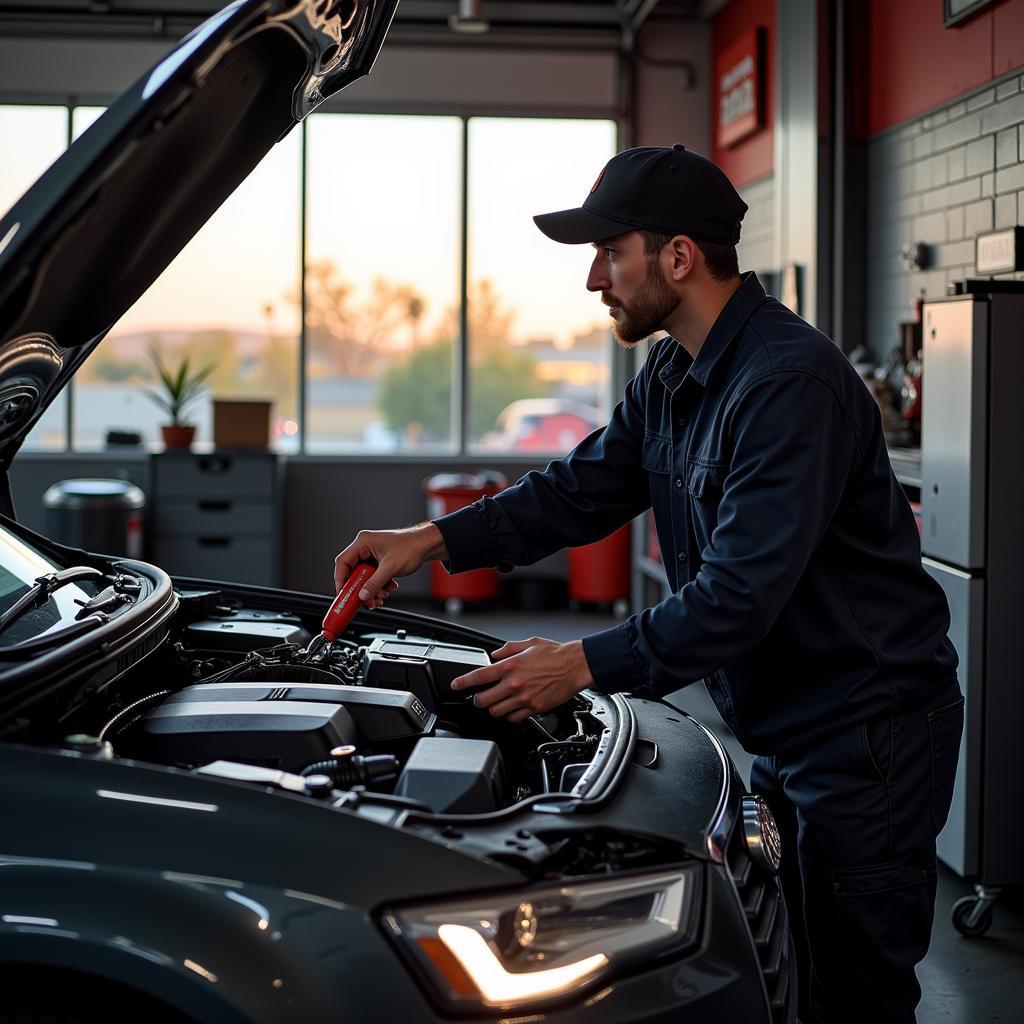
[143,348,215,450]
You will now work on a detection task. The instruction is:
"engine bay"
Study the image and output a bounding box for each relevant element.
[55,586,618,818]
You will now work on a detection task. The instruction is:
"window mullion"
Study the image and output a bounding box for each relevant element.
[65,101,74,452]
[457,116,470,456]
[299,118,309,455]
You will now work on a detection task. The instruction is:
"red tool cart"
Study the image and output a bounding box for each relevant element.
[423,471,508,614]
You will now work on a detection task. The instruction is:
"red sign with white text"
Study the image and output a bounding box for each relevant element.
[716,27,765,148]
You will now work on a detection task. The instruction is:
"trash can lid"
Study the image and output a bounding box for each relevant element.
[423,471,509,493]
[43,478,146,511]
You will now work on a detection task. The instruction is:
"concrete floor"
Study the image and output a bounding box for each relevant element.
[404,600,1024,1024]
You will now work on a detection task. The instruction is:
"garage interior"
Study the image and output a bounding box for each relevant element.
[1,0,1023,1020]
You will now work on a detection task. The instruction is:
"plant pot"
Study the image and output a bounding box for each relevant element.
[161,424,196,450]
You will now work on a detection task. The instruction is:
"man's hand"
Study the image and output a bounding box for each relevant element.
[334,523,449,607]
[451,637,596,723]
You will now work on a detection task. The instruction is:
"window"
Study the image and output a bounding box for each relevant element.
[304,114,462,453]
[0,104,67,217]
[466,118,617,453]
[1,105,70,451]
[71,109,303,451]
[3,101,617,457]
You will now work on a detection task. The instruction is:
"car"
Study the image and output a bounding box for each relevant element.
[0,2,796,1022]
[480,399,604,452]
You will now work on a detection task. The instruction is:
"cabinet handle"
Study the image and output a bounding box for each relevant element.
[198,500,231,512]
[198,537,231,548]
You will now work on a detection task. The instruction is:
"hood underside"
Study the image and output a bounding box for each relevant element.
[0,0,398,466]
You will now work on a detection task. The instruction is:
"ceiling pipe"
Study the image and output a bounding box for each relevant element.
[621,0,660,51]
[449,0,490,34]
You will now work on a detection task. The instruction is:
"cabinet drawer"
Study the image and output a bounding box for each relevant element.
[153,534,277,586]
[154,453,276,499]
[158,499,274,534]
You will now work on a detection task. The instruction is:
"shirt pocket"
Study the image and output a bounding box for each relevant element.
[687,459,726,551]
[641,433,672,474]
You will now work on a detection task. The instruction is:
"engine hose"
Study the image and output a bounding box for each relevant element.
[301,754,399,788]
[98,690,171,744]
[235,663,343,686]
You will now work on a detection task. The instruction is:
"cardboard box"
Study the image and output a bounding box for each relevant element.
[212,398,272,449]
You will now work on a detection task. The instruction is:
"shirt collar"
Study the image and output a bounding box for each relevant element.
[658,271,767,390]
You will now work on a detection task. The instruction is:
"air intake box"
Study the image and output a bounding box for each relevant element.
[394,737,504,814]
[361,637,491,712]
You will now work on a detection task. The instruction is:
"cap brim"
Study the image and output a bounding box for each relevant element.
[533,207,636,245]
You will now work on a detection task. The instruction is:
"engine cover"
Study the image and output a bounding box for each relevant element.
[136,699,358,773]
[160,682,435,743]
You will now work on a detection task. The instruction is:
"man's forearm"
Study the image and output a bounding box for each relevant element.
[412,521,450,562]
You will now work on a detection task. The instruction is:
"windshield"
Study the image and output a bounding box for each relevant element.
[0,527,95,648]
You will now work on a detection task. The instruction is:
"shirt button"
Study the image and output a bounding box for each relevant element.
[678,552,687,562]
[677,417,687,428]
[675,477,683,488]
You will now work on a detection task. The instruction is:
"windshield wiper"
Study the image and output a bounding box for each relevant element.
[0,566,103,637]
[0,612,109,659]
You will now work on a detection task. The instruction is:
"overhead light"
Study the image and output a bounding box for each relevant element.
[449,0,489,34]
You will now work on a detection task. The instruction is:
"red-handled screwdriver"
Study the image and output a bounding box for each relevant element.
[304,562,376,661]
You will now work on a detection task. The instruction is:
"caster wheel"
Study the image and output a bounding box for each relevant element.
[444,597,464,616]
[612,598,630,617]
[952,895,993,937]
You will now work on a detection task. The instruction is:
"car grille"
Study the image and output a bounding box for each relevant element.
[726,820,793,1023]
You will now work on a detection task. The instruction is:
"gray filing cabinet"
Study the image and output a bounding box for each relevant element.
[151,451,280,586]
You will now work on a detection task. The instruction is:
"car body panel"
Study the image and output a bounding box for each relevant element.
[0,724,776,1024]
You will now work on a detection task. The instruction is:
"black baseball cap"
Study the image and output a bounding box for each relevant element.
[534,144,747,246]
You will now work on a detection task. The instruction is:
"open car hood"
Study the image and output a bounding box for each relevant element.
[0,0,398,474]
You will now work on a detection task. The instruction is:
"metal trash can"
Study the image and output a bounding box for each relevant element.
[43,478,145,558]
[423,471,507,614]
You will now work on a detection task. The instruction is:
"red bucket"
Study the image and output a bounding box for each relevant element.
[424,472,508,610]
[568,525,631,607]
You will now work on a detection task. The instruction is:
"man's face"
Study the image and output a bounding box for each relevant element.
[586,231,679,347]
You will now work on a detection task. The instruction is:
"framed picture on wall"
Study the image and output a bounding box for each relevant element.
[943,0,995,28]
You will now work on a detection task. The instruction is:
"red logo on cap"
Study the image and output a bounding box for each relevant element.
[590,168,605,194]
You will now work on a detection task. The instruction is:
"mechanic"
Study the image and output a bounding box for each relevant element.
[333,145,963,1024]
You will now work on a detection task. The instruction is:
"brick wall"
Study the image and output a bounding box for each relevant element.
[865,72,1024,362]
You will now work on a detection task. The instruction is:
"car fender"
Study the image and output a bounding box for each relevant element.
[0,863,370,1024]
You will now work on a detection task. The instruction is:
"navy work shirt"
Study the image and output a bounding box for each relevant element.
[434,273,958,754]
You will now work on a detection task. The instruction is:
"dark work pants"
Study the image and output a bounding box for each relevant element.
[750,683,964,1024]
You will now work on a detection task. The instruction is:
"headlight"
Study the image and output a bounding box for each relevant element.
[382,866,702,1012]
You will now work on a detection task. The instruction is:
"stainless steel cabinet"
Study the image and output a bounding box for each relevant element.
[922,290,1024,894]
[920,300,988,569]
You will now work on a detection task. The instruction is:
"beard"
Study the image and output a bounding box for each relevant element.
[606,258,680,347]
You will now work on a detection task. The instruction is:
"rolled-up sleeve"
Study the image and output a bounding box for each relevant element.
[583,370,860,696]
[434,359,655,574]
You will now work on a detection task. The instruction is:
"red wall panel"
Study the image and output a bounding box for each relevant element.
[864,0,1024,137]
[711,0,775,187]
[993,0,1024,77]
